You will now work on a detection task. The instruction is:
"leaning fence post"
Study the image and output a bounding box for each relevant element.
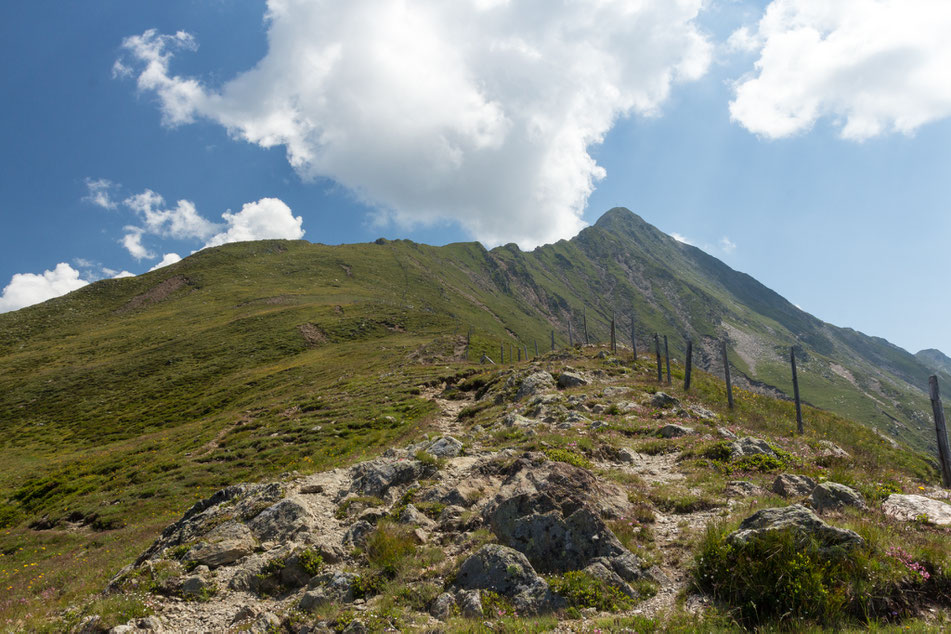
[550,330,555,352]
[929,376,951,487]
[534,339,538,358]
[684,339,693,391]
[791,347,804,434]
[655,334,662,383]
[500,344,504,365]
[465,327,471,361]
[568,319,574,347]
[722,340,734,409]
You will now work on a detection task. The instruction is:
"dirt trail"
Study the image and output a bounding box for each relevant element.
[421,386,470,437]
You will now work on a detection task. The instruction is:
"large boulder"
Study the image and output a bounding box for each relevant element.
[185,521,256,568]
[728,505,864,551]
[349,458,431,498]
[247,497,314,542]
[454,544,561,614]
[557,371,588,389]
[650,392,679,409]
[730,437,777,459]
[771,474,817,498]
[516,371,556,400]
[810,482,866,513]
[882,494,951,526]
[816,440,850,460]
[426,436,464,458]
[658,424,693,438]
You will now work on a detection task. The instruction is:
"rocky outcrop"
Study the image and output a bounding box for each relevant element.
[454,544,562,614]
[771,474,816,498]
[658,424,693,438]
[557,371,588,388]
[650,392,679,408]
[882,494,951,526]
[728,505,864,551]
[730,437,777,459]
[516,371,556,400]
[810,482,866,513]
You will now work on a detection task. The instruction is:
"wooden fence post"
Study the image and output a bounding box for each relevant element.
[568,320,573,347]
[655,334,662,383]
[929,376,951,487]
[534,339,538,358]
[500,344,504,364]
[663,335,671,385]
[551,330,555,352]
[465,327,471,361]
[791,347,804,434]
[722,340,734,409]
[684,339,692,391]
[517,347,521,362]
[583,305,589,345]
[611,313,617,354]
[630,315,637,361]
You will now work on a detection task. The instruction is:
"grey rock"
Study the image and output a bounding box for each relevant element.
[135,616,164,631]
[399,504,436,529]
[231,606,258,624]
[250,613,282,634]
[616,448,637,464]
[717,427,737,440]
[502,412,537,428]
[582,560,635,597]
[430,592,456,620]
[882,494,951,526]
[310,570,360,602]
[516,371,556,400]
[658,424,694,438]
[247,497,314,542]
[615,401,639,414]
[109,626,134,634]
[181,575,212,598]
[730,437,777,459]
[689,405,717,420]
[557,372,588,388]
[457,589,483,619]
[186,521,255,568]
[817,440,851,460]
[728,504,864,550]
[349,458,430,498]
[602,387,630,397]
[725,480,764,498]
[454,544,561,614]
[342,620,366,634]
[810,482,866,512]
[299,588,332,612]
[427,436,464,458]
[343,520,375,548]
[772,474,817,498]
[650,392,679,408]
[590,420,609,430]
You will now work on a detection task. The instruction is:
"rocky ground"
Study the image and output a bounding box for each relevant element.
[75,354,951,633]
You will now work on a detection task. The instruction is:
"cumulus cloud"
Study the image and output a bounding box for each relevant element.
[115,1,711,247]
[204,198,304,248]
[124,189,219,240]
[730,0,951,140]
[109,270,136,279]
[149,253,182,271]
[0,263,89,313]
[719,236,736,254]
[121,227,154,260]
[84,178,119,209]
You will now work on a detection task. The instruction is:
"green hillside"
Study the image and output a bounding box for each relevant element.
[0,207,948,628]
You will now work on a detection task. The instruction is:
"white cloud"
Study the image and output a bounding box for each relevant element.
[671,232,695,245]
[124,189,219,240]
[121,227,154,260]
[719,236,736,253]
[149,253,182,271]
[204,198,304,248]
[729,0,951,140]
[115,1,711,247]
[110,270,136,279]
[83,178,119,210]
[0,263,89,313]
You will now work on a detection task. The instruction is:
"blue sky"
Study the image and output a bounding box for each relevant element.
[1,0,950,357]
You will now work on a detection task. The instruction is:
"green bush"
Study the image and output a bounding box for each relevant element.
[365,520,417,577]
[543,448,592,470]
[298,549,324,576]
[548,571,638,612]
